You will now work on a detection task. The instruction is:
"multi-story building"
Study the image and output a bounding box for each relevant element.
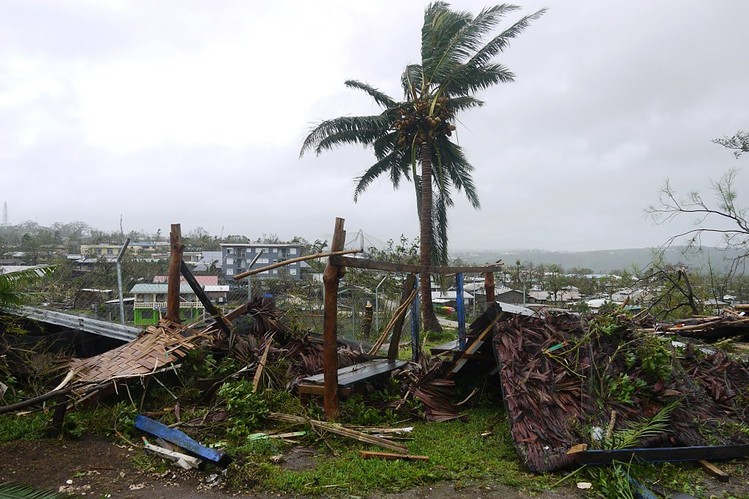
[220,243,304,281]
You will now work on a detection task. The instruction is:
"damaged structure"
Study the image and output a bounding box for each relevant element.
[4,218,749,486]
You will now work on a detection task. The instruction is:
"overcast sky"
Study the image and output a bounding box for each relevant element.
[1,1,747,252]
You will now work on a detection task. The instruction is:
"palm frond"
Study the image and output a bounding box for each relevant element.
[400,64,423,99]
[445,95,484,113]
[344,80,397,108]
[0,265,55,308]
[609,403,677,450]
[436,138,480,208]
[354,152,410,201]
[432,191,451,265]
[0,482,71,498]
[300,115,392,156]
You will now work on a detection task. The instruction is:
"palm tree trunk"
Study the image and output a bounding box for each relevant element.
[419,143,443,333]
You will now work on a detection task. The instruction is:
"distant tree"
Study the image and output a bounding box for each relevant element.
[648,168,748,276]
[713,130,749,158]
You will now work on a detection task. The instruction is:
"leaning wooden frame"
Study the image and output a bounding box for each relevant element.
[243,217,503,421]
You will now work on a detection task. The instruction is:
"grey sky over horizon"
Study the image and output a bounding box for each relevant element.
[1,1,747,252]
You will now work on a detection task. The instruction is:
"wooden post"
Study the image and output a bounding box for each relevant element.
[165,224,183,323]
[180,260,232,335]
[323,217,346,420]
[388,274,417,360]
[361,301,373,340]
[456,273,466,350]
[484,272,495,305]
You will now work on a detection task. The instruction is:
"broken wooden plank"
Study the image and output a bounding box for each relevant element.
[569,445,749,465]
[301,359,407,388]
[369,289,416,356]
[134,414,230,466]
[252,332,276,392]
[388,274,417,360]
[232,249,362,280]
[449,312,503,376]
[333,256,503,275]
[698,460,730,482]
[359,451,429,461]
[180,260,232,335]
[142,437,202,469]
[269,412,407,453]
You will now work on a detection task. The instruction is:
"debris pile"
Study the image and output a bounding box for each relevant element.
[490,307,749,472]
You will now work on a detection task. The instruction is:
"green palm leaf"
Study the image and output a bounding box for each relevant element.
[0,482,71,498]
[0,266,55,308]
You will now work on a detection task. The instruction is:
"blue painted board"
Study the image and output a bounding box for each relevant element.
[135,414,230,466]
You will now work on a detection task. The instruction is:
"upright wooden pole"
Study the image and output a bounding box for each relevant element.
[484,272,496,305]
[323,217,346,420]
[165,224,183,323]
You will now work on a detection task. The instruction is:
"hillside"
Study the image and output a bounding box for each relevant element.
[453,246,743,274]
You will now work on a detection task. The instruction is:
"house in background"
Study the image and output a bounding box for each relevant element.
[220,243,304,281]
[494,286,527,305]
[152,275,229,305]
[129,283,203,326]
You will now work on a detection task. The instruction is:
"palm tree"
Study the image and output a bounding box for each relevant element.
[301,2,544,331]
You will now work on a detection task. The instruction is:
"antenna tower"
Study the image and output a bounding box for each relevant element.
[2,202,7,226]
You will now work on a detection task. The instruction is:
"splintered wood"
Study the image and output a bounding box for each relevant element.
[69,319,208,386]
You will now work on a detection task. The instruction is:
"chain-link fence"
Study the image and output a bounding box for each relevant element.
[2,230,490,347]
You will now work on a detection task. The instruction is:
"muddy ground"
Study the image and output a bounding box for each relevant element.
[2,436,749,498]
[0,435,582,498]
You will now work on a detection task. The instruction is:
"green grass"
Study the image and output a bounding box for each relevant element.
[0,412,48,442]
[227,404,557,496]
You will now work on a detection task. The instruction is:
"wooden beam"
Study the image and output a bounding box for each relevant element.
[165,224,183,323]
[232,249,362,280]
[333,255,503,275]
[388,274,417,360]
[359,451,429,462]
[180,260,232,335]
[269,412,407,453]
[323,217,346,420]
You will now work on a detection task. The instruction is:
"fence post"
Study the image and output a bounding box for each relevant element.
[165,224,183,323]
[323,217,346,420]
[456,272,466,350]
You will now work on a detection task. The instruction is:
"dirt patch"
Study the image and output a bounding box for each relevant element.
[2,436,747,498]
[0,436,239,498]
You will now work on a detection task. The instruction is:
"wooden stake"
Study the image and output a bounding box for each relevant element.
[252,332,275,393]
[269,412,407,453]
[388,274,417,360]
[165,224,183,323]
[359,451,428,461]
[369,284,416,356]
[323,217,346,420]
